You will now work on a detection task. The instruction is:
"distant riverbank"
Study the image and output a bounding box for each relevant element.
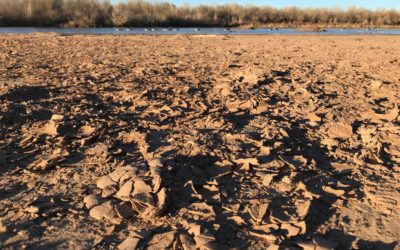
[1,0,399,28]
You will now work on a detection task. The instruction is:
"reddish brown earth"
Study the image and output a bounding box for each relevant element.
[0,34,399,249]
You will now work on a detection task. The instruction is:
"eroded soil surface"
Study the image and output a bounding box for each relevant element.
[0,35,399,249]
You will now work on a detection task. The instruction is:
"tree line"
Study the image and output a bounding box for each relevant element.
[0,0,399,27]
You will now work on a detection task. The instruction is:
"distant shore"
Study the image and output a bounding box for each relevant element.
[1,0,399,28]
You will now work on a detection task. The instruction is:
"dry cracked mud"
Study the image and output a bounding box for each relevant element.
[0,34,399,249]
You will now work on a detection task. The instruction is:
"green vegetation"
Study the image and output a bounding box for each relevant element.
[0,0,399,27]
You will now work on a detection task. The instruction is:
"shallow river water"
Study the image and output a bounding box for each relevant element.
[1,27,400,35]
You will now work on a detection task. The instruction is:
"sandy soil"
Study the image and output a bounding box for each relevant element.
[0,34,399,250]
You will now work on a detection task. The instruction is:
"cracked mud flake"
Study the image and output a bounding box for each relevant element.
[83,194,103,209]
[27,148,69,171]
[41,121,59,136]
[77,125,96,137]
[116,180,134,200]
[327,122,353,139]
[118,237,140,250]
[97,175,117,189]
[361,108,399,123]
[115,202,135,219]
[146,231,176,250]
[132,178,152,195]
[246,201,269,224]
[89,201,119,223]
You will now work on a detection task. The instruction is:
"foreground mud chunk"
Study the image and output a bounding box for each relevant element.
[86,160,169,221]
[281,223,301,237]
[25,205,39,214]
[328,123,353,139]
[86,143,109,157]
[201,183,221,204]
[41,121,59,136]
[361,108,399,123]
[50,114,65,122]
[131,192,165,218]
[97,176,117,190]
[156,188,168,211]
[77,125,96,138]
[131,187,168,218]
[187,202,216,218]
[234,158,259,171]
[269,197,311,224]
[330,162,354,174]
[322,186,345,196]
[247,201,269,224]
[118,237,140,250]
[89,202,121,224]
[194,230,217,250]
[313,237,338,250]
[180,233,197,250]
[293,199,312,221]
[27,148,69,170]
[109,167,136,183]
[102,186,118,198]
[90,202,115,220]
[295,241,317,250]
[133,178,152,195]
[0,220,8,233]
[307,113,322,124]
[37,113,60,132]
[147,231,176,250]
[148,158,163,170]
[83,194,103,209]
[116,180,134,200]
[115,202,135,219]
[248,229,277,242]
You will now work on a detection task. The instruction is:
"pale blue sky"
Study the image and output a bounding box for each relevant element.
[111,0,400,9]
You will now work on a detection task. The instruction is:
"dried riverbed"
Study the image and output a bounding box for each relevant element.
[0,34,399,249]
